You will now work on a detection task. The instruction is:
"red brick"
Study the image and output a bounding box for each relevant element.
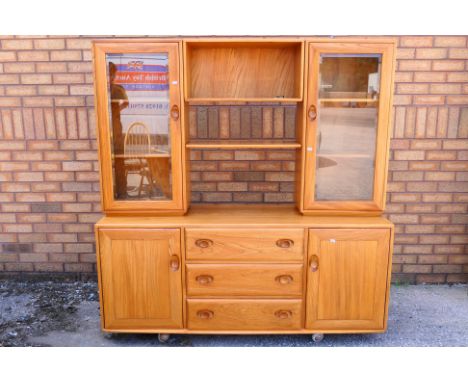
[432,60,465,71]
[418,255,448,264]
[400,36,433,47]
[425,172,455,181]
[416,274,446,283]
[448,49,468,59]
[402,264,432,273]
[50,50,82,61]
[396,83,429,94]
[413,72,446,82]
[434,36,466,47]
[414,95,445,105]
[394,150,425,161]
[33,39,65,49]
[422,193,452,202]
[415,48,447,59]
[398,60,431,71]
[405,225,435,234]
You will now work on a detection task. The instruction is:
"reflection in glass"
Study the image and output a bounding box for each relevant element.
[315,54,381,201]
[106,53,172,201]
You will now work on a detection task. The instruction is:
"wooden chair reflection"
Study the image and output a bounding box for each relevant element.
[123,122,154,198]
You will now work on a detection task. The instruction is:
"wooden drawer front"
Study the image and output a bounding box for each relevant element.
[187,299,303,330]
[185,228,304,262]
[186,264,303,297]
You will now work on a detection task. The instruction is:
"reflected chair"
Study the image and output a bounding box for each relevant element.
[123,122,154,198]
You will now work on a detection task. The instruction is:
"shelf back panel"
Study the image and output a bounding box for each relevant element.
[186,43,303,100]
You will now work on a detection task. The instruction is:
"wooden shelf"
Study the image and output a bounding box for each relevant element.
[319,98,379,103]
[186,141,301,149]
[186,98,302,105]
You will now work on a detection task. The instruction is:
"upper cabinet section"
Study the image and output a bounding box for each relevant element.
[184,40,304,103]
[302,40,395,215]
[93,41,185,215]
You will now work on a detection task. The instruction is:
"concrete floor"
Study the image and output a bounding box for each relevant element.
[1,281,467,346]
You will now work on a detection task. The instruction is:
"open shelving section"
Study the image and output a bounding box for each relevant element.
[183,39,304,103]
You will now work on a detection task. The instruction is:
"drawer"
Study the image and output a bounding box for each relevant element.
[186,264,303,297]
[187,299,303,330]
[185,228,304,262]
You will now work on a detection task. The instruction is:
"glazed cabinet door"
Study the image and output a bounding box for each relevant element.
[303,40,395,214]
[98,229,183,330]
[306,229,391,331]
[93,41,185,214]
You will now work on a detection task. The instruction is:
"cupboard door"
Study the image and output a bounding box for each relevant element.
[98,229,183,330]
[303,41,395,213]
[306,229,391,331]
[93,42,185,213]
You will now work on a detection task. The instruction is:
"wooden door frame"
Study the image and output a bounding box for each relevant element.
[306,228,391,331]
[302,39,396,215]
[93,40,186,214]
[97,228,183,330]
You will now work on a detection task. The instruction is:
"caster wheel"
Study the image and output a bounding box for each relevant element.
[312,333,324,343]
[103,333,113,340]
[158,333,171,343]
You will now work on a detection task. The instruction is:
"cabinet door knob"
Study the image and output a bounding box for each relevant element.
[197,310,214,320]
[310,255,319,272]
[276,239,294,249]
[195,275,214,285]
[275,310,292,319]
[169,254,180,272]
[195,239,213,248]
[308,104,317,121]
[275,274,293,285]
[170,105,180,121]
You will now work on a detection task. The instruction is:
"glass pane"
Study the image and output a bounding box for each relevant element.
[315,54,381,201]
[106,53,172,201]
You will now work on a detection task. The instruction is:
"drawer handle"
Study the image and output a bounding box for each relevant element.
[169,254,180,272]
[197,310,214,320]
[195,275,214,285]
[275,274,294,285]
[276,239,294,249]
[195,239,214,248]
[275,310,292,320]
[310,255,319,272]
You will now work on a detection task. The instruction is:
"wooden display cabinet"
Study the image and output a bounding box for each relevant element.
[93,37,396,342]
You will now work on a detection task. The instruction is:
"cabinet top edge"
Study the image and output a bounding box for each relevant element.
[92,36,397,46]
[95,205,394,229]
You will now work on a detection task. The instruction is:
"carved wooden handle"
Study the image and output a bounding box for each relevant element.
[275,274,293,285]
[276,239,294,249]
[275,310,292,319]
[195,239,213,248]
[310,255,319,272]
[197,310,214,320]
[195,275,214,285]
[308,104,317,121]
[170,105,180,121]
[169,254,180,272]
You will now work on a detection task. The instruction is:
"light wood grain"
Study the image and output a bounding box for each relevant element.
[302,40,395,214]
[185,41,303,100]
[97,205,393,228]
[185,228,304,262]
[187,299,303,330]
[186,263,303,297]
[92,41,185,214]
[306,228,391,330]
[98,229,183,330]
[186,141,301,149]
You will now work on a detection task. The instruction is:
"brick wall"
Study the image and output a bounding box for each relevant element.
[0,35,467,283]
